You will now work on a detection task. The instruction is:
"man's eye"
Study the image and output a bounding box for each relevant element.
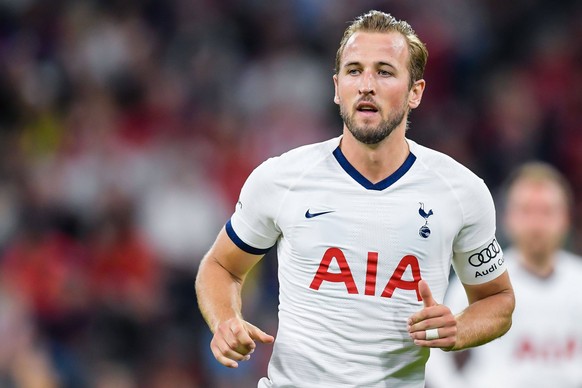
[347,69,361,75]
[379,70,393,77]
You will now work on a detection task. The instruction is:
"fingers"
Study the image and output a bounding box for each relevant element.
[418,279,437,308]
[245,321,275,344]
[211,340,252,368]
[211,319,255,368]
[410,324,457,349]
[409,308,451,329]
[210,318,273,368]
[408,302,457,350]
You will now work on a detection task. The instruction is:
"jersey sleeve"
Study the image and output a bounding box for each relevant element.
[226,158,283,255]
[452,178,506,285]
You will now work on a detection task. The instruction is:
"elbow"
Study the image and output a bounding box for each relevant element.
[196,254,245,291]
[500,315,513,338]
[500,288,516,337]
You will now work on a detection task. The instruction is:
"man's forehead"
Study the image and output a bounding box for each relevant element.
[510,180,567,204]
[342,31,409,65]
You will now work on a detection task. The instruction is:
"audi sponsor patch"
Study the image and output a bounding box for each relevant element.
[470,238,504,280]
[453,237,506,285]
[468,239,501,267]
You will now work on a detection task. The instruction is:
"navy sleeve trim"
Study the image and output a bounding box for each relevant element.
[225,220,272,255]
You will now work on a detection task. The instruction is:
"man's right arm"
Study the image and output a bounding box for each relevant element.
[195,227,275,368]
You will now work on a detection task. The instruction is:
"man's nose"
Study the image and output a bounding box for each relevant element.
[359,71,376,95]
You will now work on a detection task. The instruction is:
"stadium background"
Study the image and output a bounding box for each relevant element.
[0,0,580,386]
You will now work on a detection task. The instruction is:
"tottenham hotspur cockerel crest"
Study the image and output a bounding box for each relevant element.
[418,202,434,238]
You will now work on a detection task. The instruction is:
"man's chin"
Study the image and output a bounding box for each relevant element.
[521,241,557,261]
[355,111,381,122]
[349,128,391,145]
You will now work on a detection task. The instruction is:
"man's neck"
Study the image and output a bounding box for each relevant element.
[340,126,409,184]
[517,250,557,279]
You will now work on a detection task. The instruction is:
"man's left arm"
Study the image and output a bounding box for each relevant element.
[454,271,514,349]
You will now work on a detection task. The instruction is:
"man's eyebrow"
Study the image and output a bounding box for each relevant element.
[377,61,396,69]
[343,61,397,69]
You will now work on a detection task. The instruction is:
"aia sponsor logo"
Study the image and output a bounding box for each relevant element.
[309,247,423,300]
[514,337,581,361]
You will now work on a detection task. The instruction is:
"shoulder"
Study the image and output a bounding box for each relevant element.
[558,250,582,273]
[251,137,340,183]
[265,137,339,167]
[408,139,493,212]
[239,137,340,199]
[408,139,485,186]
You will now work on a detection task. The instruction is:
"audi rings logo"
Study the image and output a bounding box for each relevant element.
[468,239,501,267]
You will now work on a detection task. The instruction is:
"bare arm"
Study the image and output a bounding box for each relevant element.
[408,271,514,350]
[453,271,515,349]
[195,227,274,368]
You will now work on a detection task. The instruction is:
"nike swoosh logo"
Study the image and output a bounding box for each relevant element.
[305,209,335,219]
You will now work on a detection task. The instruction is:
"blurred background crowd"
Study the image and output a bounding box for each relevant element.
[0,0,580,387]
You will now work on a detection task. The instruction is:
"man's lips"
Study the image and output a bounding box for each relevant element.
[356,101,379,112]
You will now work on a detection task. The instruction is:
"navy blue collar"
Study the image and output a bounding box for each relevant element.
[332,146,416,191]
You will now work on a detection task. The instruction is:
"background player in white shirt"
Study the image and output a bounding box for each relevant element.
[196,10,515,387]
[426,162,582,388]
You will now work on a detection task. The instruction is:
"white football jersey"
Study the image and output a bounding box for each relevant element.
[426,249,582,388]
[228,136,506,387]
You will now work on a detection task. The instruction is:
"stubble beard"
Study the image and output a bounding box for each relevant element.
[340,101,409,145]
[519,234,560,265]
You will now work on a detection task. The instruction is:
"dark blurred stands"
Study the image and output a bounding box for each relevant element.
[0,0,580,386]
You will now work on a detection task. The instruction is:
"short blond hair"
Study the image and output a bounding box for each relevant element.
[334,10,428,88]
[506,162,574,210]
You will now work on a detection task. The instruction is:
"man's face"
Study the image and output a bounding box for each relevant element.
[505,180,570,262]
[333,31,424,144]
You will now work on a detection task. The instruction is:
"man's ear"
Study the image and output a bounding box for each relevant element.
[333,74,340,105]
[408,79,426,109]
